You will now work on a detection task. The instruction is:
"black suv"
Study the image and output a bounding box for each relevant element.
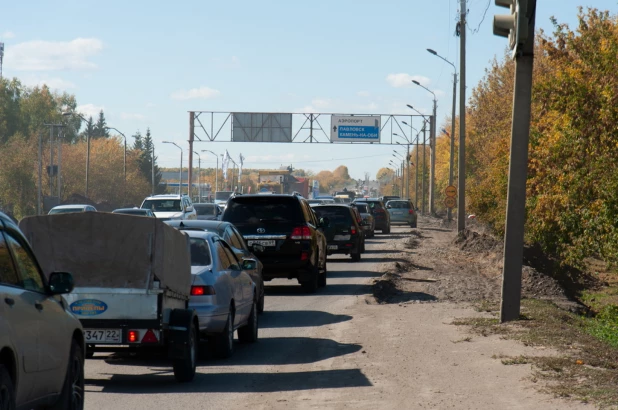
[312,205,365,261]
[221,194,328,293]
[353,198,391,233]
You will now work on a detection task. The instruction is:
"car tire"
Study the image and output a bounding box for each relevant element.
[86,344,95,359]
[257,285,265,315]
[213,311,234,359]
[51,339,85,410]
[361,240,366,253]
[173,324,197,383]
[351,251,361,262]
[318,260,327,288]
[0,364,16,410]
[238,300,258,343]
[410,221,417,228]
[301,263,319,294]
[383,226,391,234]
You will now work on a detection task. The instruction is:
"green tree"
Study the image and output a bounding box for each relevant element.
[93,110,110,139]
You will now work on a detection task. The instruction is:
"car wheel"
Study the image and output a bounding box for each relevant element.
[238,299,258,343]
[411,220,417,228]
[301,263,319,293]
[383,226,391,234]
[51,339,84,410]
[213,310,234,359]
[361,240,366,253]
[173,323,197,383]
[0,364,15,410]
[86,344,95,359]
[318,259,327,288]
[351,251,361,262]
[257,284,265,315]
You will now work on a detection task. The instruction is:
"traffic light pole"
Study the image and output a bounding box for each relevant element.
[500,0,537,323]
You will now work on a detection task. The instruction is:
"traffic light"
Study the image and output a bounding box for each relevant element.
[493,0,529,53]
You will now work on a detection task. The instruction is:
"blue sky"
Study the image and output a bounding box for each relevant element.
[2,0,614,180]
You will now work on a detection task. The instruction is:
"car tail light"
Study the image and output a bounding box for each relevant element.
[291,226,311,240]
[141,329,159,343]
[301,251,309,261]
[128,330,139,343]
[191,285,216,296]
[409,209,414,214]
[350,226,357,235]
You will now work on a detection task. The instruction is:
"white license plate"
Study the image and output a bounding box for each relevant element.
[328,245,338,250]
[85,329,121,343]
[248,240,275,247]
[334,235,351,241]
[393,211,403,215]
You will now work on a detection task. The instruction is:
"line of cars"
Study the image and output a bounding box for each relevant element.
[2,192,420,408]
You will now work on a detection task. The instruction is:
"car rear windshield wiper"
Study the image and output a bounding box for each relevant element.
[259,218,290,222]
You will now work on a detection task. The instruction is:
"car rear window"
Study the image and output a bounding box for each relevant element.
[189,238,212,266]
[388,201,411,209]
[194,204,214,216]
[142,199,181,212]
[224,197,303,224]
[312,206,353,225]
[355,204,368,213]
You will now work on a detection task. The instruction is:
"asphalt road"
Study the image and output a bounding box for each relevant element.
[83,229,401,410]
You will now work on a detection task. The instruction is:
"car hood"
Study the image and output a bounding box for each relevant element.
[152,211,183,219]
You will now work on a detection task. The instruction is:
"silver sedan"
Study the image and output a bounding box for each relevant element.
[184,230,258,359]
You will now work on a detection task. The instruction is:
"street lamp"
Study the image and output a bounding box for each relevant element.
[163,141,183,195]
[62,110,91,198]
[412,81,438,215]
[201,150,219,196]
[193,151,201,202]
[105,126,127,203]
[428,48,458,222]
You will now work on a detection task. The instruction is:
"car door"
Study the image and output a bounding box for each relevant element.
[0,231,47,403]
[215,240,246,326]
[4,229,70,396]
[221,240,252,322]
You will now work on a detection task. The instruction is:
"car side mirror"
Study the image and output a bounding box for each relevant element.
[48,272,74,295]
[185,205,194,212]
[386,204,391,209]
[242,258,257,270]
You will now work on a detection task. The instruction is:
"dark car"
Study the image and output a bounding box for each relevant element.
[112,208,155,217]
[164,219,266,313]
[312,205,364,261]
[351,202,375,238]
[353,198,391,233]
[379,195,401,204]
[221,194,328,293]
[193,203,222,220]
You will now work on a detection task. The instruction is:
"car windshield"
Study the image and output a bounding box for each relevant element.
[225,197,302,224]
[142,199,181,212]
[355,204,369,213]
[49,207,85,214]
[313,206,352,225]
[194,204,215,216]
[387,201,411,209]
[189,238,212,266]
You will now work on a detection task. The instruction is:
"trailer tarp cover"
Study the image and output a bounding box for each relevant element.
[19,213,191,296]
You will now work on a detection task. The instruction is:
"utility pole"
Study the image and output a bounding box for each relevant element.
[458,0,467,233]
[152,144,155,195]
[422,124,427,214]
[188,112,195,197]
[448,73,457,222]
[495,0,537,322]
[415,130,419,209]
[49,125,54,196]
[37,132,42,215]
[430,106,437,215]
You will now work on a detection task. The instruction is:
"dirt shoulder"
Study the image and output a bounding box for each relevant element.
[364,216,617,409]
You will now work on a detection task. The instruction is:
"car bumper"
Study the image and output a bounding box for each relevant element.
[389,215,416,224]
[326,240,360,255]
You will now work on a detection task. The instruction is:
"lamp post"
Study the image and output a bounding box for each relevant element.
[105,126,127,204]
[201,150,219,197]
[412,80,438,215]
[407,105,431,214]
[392,151,405,196]
[388,161,400,195]
[394,133,411,201]
[193,151,201,202]
[163,141,183,195]
[428,48,457,222]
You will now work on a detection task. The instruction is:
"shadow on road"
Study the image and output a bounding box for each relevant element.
[259,310,353,328]
[326,270,382,279]
[365,249,415,255]
[85,368,372,394]
[266,283,373,297]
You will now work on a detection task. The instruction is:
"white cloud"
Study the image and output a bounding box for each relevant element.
[5,38,103,71]
[120,112,146,121]
[76,103,104,119]
[170,86,221,101]
[386,73,431,88]
[357,91,370,97]
[21,75,76,90]
[146,102,156,108]
[2,31,15,39]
